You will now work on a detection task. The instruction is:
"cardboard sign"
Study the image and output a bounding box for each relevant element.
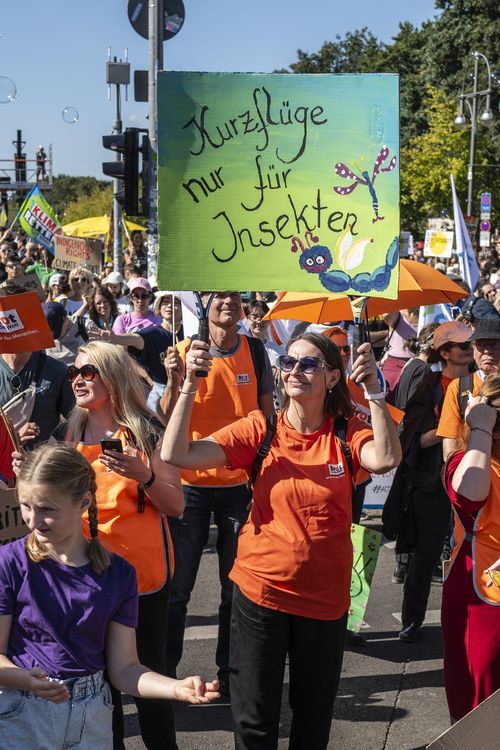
[0,487,28,546]
[54,235,102,274]
[1,272,45,301]
[348,523,382,632]
[427,688,500,749]
[0,291,54,353]
[424,229,453,258]
[157,72,400,296]
[363,469,396,508]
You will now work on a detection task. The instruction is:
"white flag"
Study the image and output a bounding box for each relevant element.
[418,304,453,334]
[450,174,480,293]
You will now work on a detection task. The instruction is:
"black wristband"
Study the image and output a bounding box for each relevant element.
[139,469,155,490]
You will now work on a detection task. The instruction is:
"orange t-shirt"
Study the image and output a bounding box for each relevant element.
[211,410,373,620]
[436,372,483,439]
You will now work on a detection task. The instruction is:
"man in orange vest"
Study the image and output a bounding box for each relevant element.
[165,292,275,699]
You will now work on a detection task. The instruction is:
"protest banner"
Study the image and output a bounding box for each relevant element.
[348,523,382,632]
[157,72,400,295]
[0,291,54,353]
[424,229,454,259]
[363,469,396,509]
[0,488,28,546]
[17,186,61,253]
[1,272,45,301]
[54,235,102,274]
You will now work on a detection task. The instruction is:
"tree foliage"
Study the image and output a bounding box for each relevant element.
[280,0,500,230]
[62,183,114,225]
[50,175,110,219]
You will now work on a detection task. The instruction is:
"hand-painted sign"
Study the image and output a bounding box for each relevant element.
[54,235,102,274]
[0,488,28,545]
[157,72,400,296]
[348,523,382,632]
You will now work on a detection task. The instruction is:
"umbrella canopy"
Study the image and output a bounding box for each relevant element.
[267,260,468,323]
[62,216,146,238]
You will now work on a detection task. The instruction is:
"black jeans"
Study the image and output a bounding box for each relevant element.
[230,587,347,750]
[166,483,250,686]
[401,485,451,628]
[110,583,178,750]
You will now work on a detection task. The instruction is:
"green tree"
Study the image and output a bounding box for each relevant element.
[63,183,114,224]
[50,175,110,219]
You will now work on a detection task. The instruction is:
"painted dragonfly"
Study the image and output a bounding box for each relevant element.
[333,146,397,224]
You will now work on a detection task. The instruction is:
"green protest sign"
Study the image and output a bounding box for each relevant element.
[348,523,382,633]
[157,72,399,295]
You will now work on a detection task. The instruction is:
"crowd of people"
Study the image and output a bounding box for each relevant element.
[0,224,500,749]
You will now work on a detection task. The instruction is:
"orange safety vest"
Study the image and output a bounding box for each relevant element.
[447,459,500,605]
[178,335,260,486]
[78,427,173,595]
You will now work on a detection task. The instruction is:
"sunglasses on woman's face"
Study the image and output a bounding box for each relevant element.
[73,277,89,283]
[336,344,351,354]
[445,341,472,351]
[67,364,99,383]
[131,293,150,301]
[278,355,326,374]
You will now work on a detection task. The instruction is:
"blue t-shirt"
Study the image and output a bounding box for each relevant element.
[0,537,138,678]
[129,325,174,385]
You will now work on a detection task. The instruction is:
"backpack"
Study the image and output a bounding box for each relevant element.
[248,414,353,492]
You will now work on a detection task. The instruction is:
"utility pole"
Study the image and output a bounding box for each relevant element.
[106,49,130,273]
[147,0,162,279]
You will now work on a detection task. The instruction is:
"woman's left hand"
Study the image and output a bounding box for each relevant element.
[484,557,500,588]
[99,445,152,483]
[351,342,380,392]
[172,676,220,704]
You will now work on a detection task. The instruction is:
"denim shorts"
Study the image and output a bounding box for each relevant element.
[0,671,113,750]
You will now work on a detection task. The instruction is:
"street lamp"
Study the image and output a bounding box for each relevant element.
[453,51,496,216]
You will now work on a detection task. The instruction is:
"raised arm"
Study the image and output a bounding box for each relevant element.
[160,339,228,470]
[351,342,402,473]
[451,396,496,502]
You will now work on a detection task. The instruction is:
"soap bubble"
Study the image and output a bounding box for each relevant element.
[62,106,79,124]
[0,77,17,104]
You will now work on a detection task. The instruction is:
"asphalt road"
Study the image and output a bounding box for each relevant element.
[124,511,450,750]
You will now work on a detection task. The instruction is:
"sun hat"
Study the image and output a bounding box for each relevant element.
[48,273,66,287]
[153,290,181,315]
[102,271,124,286]
[432,321,472,350]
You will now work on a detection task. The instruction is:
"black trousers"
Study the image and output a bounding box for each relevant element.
[401,485,451,628]
[230,586,347,750]
[110,583,178,750]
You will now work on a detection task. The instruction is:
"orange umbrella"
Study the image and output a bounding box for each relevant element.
[266,260,467,323]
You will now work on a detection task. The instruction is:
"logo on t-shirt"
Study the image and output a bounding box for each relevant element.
[237,373,250,384]
[0,309,24,334]
[326,462,345,479]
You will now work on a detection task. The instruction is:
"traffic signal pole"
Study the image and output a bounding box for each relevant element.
[147,0,162,279]
[112,82,123,273]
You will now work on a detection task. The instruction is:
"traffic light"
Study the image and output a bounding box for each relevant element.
[140,134,151,217]
[102,128,139,215]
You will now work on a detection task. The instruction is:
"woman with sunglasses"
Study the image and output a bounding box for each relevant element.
[112,277,160,335]
[395,321,474,644]
[13,341,184,750]
[64,267,94,315]
[162,332,400,749]
[73,286,119,334]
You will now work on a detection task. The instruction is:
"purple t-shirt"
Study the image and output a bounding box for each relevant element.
[0,537,138,679]
[112,311,161,335]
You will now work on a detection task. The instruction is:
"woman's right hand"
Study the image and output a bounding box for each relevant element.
[12,449,27,476]
[17,422,40,446]
[185,339,213,384]
[465,395,497,433]
[26,668,70,703]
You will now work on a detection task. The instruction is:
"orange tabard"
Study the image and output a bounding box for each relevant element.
[178,336,259,486]
[448,459,500,605]
[78,428,172,594]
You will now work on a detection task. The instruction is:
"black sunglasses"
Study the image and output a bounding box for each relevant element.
[337,344,351,354]
[278,355,326,374]
[67,364,99,383]
[131,293,150,301]
[443,341,472,351]
[73,276,89,283]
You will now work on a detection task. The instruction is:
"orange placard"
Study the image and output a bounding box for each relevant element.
[0,291,54,354]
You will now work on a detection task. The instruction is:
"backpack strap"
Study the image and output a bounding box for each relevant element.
[32,351,47,386]
[457,372,474,419]
[247,413,278,492]
[333,416,353,483]
[245,335,267,398]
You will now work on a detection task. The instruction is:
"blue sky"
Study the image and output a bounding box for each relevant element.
[1,0,439,179]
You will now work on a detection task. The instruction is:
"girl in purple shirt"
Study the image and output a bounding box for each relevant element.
[0,444,218,750]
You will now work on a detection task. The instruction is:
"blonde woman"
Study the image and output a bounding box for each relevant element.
[65,267,94,315]
[13,341,183,750]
